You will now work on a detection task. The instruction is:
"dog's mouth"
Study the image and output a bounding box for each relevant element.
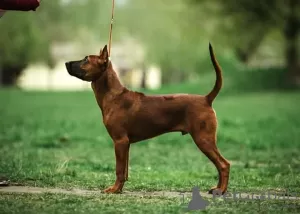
[65,61,86,81]
[65,62,72,74]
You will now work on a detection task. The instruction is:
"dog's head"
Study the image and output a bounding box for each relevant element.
[65,45,109,82]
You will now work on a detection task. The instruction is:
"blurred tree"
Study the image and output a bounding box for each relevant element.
[117,0,213,84]
[284,0,300,86]
[190,0,300,86]
[0,14,52,86]
[0,0,124,86]
[0,0,61,86]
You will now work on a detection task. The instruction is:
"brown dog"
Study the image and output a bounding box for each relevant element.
[65,43,230,194]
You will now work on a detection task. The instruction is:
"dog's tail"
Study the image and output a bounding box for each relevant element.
[206,43,223,106]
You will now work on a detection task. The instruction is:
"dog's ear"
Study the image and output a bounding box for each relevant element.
[99,48,103,55]
[99,45,109,61]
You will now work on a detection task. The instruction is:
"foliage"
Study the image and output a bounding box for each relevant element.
[0,0,299,86]
[0,0,62,85]
[117,0,224,83]
[190,0,300,87]
[0,0,113,85]
[0,13,48,67]
[189,0,298,59]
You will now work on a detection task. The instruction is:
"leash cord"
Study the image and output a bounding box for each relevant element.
[108,0,115,58]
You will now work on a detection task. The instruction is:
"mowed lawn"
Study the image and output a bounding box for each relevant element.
[0,89,300,213]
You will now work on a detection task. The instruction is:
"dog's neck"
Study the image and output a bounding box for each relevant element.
[91,61,125,113]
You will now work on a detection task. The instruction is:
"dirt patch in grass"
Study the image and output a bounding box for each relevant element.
[1,185,300,201]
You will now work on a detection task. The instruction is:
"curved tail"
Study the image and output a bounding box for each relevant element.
[206,43,223,106]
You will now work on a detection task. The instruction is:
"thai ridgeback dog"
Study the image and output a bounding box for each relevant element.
[65,43,230,194]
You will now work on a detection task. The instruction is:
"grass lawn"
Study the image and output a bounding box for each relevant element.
[0,89,300,213]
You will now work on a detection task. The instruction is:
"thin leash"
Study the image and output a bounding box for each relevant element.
[108,0,115,58]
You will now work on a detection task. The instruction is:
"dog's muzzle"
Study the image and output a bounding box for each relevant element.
[65,61,86,80]
[65,62,72,74]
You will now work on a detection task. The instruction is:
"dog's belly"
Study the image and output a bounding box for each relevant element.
[128,130,174,143]
[127,112,185,143]
[128,129,180,143]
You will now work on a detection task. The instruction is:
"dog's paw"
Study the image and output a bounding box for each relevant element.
[208,186,226,195]
[103,186,122,194]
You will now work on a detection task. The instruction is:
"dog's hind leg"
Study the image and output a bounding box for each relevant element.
[125,144,130,181]
[191,127,230,194]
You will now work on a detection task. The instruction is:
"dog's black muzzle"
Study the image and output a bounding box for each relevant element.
[65,61,86,80]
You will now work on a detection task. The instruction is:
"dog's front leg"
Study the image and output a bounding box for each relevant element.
[104,138,130,193]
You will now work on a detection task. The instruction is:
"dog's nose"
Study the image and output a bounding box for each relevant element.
[65,62,72,73]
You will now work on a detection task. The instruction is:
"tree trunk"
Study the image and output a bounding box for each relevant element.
[179,71,187,82]
[284,0,300,87]
[1,64,25,87]
[235,29,266,64]
[0,65,2,87]
[140,70,146,89]
[140,64,147,89]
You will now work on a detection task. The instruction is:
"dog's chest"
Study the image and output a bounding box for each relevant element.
[101,100,137,128]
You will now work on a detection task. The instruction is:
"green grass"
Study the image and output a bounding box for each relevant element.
[1,192,299,214]
[0,89,300,213]
[0,193,184,214]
